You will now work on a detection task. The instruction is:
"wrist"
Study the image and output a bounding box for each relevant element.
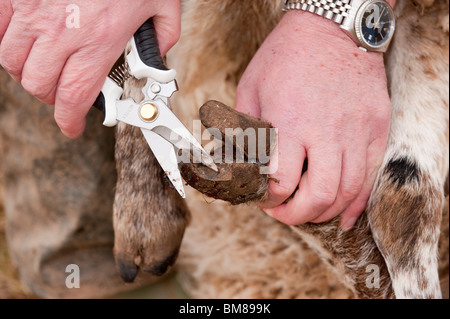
[283,10,355,47]
[282,0,396,55]
[278,10,385,72]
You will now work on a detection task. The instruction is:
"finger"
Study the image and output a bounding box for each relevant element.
[260,137,306,209]
[236,80,305,208]
[153,1,181,56]
[0,17,35,82]
[235,77,262,118]
[311,148,366,224]
[265,147,342,225]
[20,37,70,105]
[0,0,13,43]
[340,138,387,231]
[54,49,112,139]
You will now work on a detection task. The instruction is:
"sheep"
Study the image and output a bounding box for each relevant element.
[112,0,449,299]
[0,0,447,299]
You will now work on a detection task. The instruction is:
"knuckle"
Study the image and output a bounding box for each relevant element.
[340,184,362,202]
[311,187,336,209]
[269,182,297,201]
[0,54,22,78]
[57,88,81,109]
[98,26,115,44]
[21,77,54,102]
[373,105,391,126]
[59,73,94,101]
[378,111,391,126]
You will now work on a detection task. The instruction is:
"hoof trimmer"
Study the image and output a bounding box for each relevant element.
[94,18,218,198]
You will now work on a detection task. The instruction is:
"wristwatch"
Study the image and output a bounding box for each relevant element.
[282,0,396,52]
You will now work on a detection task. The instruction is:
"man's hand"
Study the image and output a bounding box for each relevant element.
[235,11,392,229]
[0,0,180,138]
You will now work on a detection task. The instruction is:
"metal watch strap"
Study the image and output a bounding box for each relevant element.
[282,0,353,25]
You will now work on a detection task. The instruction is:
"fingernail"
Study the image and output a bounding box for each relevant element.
[341,217,358,232]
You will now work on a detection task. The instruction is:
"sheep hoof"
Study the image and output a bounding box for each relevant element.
[179,100,276,205]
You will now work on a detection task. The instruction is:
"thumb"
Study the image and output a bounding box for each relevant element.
[152,2,181,56]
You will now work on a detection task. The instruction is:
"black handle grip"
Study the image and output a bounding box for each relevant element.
[93,92,105,113]
[134,18,168,71]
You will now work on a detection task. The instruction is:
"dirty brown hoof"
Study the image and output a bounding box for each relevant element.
[179,100,276,205]
[180,161,268,205]
[142,248,180,276]
[113,199,188,283]
[116,253,139,283]
[113,123,190,283]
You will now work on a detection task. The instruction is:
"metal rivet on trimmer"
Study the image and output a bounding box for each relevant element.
[140,103,158,122]
[151,83,162,94]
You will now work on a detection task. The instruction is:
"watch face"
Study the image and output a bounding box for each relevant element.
[356,1,395,49]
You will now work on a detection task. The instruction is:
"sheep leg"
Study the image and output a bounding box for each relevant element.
[365,0,449,299]
[113,77,190,282]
